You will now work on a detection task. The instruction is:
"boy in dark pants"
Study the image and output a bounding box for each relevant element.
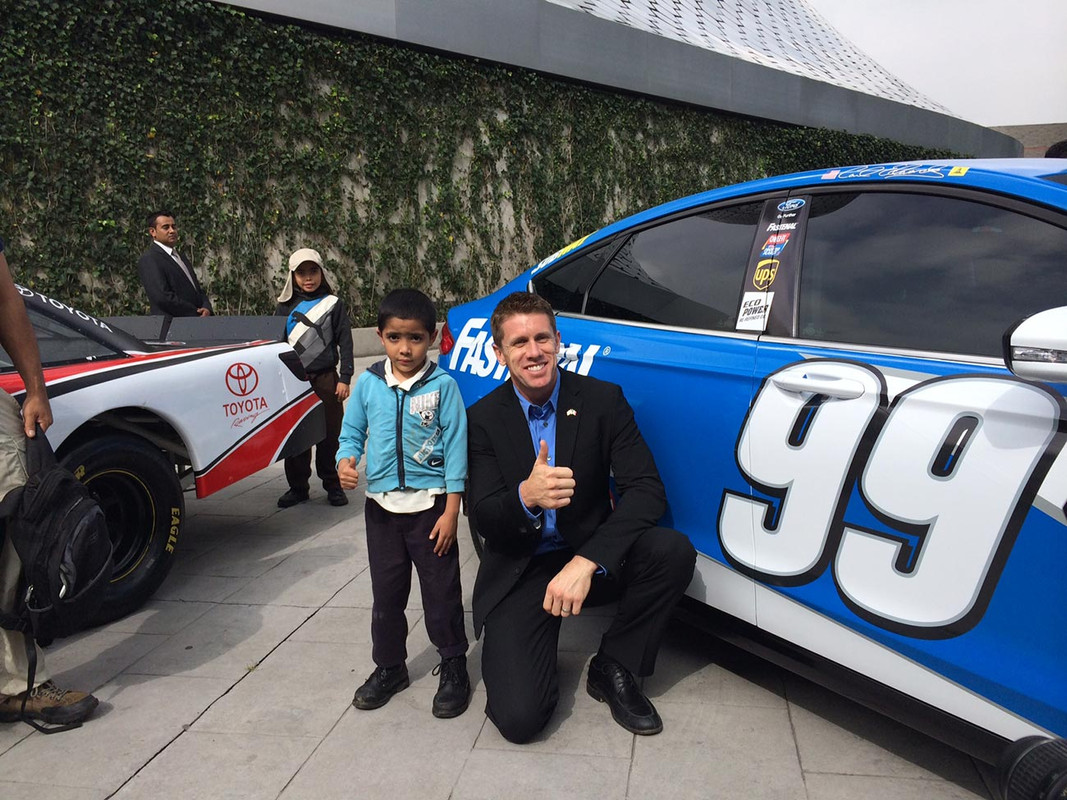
[336,289,471,718]
[275,248,354,507]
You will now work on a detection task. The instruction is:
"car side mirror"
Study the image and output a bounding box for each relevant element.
[1005,307,1067,383]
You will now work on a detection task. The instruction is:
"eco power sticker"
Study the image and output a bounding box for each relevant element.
[737,292,774,331]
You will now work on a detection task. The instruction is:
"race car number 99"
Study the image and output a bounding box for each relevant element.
[718,360,1064,638]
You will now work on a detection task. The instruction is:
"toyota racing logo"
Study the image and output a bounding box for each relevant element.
[225,363,259,397]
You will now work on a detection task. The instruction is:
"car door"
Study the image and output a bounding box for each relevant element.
[532,195,778,624]
[731,185,1067,739]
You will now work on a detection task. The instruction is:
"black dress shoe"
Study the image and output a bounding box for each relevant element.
[326,489,349,506]
[352,664,409,710]
[586,654,663,735]
[277,489,309,508]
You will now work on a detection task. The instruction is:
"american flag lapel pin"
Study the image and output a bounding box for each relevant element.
[566,408,577,416]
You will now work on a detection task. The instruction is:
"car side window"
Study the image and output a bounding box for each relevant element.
[0,309,118,370]
[578,202,762,331]
[533,241,616,314]
[798,191,1067,358]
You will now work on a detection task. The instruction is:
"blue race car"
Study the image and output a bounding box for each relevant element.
[440,159,1067,799]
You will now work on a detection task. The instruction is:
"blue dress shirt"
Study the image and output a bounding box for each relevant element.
[514,380,568,555]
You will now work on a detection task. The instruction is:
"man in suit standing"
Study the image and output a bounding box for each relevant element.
[468,291,695,743]
[137,211,213,317]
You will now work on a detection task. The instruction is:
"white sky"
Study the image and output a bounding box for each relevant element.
[805,0,1067,127]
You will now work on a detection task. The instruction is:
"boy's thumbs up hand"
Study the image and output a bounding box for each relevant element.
[519,439,575,510]
[338,456,359,490]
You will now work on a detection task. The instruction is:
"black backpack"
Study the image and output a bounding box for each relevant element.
[0,426,113,731]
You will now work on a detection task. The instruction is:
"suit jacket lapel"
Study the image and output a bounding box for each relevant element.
[495,384,538,478]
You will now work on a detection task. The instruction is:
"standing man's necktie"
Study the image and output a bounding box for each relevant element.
[171,251,197,288]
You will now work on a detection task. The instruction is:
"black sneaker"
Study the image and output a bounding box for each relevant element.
[327,489,348,506]
[431,655,471,719]
[277,489,309,508]
[352,664,409,710]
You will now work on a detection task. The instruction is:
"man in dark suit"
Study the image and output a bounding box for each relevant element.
[137,211,213,317]
[468,291,695,743]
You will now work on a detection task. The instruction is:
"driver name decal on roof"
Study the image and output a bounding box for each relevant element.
[820,164,969,181]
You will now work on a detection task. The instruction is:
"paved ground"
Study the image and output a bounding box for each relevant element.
[0,359,1001,800]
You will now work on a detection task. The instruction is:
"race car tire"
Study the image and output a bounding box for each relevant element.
[60,433,183,624]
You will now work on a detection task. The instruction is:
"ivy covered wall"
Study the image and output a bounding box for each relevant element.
[0,0,949,323]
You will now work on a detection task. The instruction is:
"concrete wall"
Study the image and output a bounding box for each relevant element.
[212,0,1020,157]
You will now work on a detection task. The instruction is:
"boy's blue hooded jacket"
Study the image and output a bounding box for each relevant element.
[336,360,467,494]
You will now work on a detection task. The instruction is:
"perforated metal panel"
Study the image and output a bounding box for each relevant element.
[547,0,948,113]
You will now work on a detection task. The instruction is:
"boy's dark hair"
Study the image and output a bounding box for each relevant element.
[1046,140,1067,158]
[490,292,556,346]
[146,210,173,229]
[377,288,437,333]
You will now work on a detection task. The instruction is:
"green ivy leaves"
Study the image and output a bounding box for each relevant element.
[0,0,951,323]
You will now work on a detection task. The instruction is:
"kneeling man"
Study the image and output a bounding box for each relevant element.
[468,291,696,742]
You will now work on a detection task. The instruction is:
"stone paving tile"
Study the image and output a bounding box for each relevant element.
[150,570,255,604]
[804,772,992,799]
[628,701,808,800]
[288,605,373,645]
[123,603,312,679]
[234,552,367,608]
[277,690,487,800]
[0,674,232,792]
[171,531,312,578]
[111,731,320,800]
[786,675,987,788]
[192,640,361,738]
[452,748,631,800]
[647,622,787,709]
[0,782,110,800]
[91,598,217,637]
[41,628,169,695]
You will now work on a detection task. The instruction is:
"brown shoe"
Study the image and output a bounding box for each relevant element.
[0,680,99,726]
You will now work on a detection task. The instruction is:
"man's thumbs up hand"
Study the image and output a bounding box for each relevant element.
[520,439,575,510]
[535,439,551,465]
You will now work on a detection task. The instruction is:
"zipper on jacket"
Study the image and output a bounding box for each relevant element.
[394,387,406,489]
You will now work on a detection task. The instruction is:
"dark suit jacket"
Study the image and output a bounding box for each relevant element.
[137,243,212,317]
[468,370,667,635]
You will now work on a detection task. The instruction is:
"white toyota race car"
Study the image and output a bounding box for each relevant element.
[0,287,324,623]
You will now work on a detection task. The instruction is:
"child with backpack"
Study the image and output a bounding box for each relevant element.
[275,248,354,508]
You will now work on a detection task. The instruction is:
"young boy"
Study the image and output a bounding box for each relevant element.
[336,288,470,718]
[276,248,354,507]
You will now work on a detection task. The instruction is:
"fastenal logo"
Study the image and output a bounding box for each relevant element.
[225,362,259,397]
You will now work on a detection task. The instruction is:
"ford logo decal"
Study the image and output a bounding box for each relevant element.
[777,198,806,212]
